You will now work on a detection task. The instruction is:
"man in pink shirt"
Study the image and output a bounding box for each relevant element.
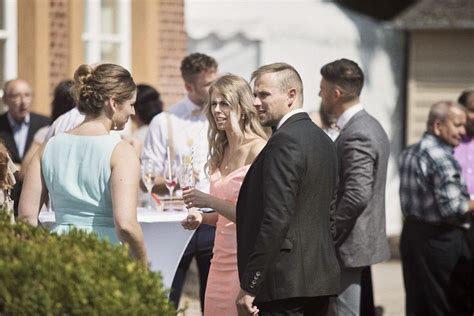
[454,89,474,193]
[453,89,474,313]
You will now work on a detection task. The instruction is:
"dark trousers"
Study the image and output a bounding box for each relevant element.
[400,219,473,316]
[360,266,375,316]
[256,296,331,316]
[169,224,215,312]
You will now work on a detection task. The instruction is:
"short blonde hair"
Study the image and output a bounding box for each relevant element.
[251,62,304,104]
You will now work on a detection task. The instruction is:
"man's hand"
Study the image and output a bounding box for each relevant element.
[236,289,259,316]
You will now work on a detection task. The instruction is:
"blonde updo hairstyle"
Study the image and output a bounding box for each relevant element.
[205,74,269,173]
[73,63,136,117]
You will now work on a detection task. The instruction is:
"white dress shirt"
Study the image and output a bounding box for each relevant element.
[276,108,306,130]
[142,96,210,193]
[44,107,132,143]
[7,112,30,159]
[336,103,363,130]
[44,107,85,142]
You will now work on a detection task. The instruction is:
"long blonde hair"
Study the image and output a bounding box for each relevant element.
[205,74,269,173]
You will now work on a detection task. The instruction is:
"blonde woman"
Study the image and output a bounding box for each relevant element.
[19,64,147,265]
[181,74,268,315]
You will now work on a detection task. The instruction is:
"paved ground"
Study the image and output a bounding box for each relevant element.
[373,260,405,316]
[177,259,406,316]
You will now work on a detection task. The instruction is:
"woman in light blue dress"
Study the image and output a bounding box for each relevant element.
[19,63,147,265]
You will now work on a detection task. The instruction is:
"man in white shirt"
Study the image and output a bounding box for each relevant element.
[319,59,390,315]
[142,53,218,311]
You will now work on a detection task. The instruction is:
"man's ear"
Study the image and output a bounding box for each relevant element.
[184,81,193,94]
[334,87,342,99]
[433,120,442,136]
[288,88,297,106]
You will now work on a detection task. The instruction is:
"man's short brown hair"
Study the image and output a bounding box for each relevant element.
[180,53,218,83]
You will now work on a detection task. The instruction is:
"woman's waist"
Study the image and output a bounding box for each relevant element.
[54,210,115,227]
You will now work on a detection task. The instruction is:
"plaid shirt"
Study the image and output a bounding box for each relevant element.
[399,132,470,223]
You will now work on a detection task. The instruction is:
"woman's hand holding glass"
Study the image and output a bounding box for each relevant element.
[181,209,203,230]
[182,187,211,210]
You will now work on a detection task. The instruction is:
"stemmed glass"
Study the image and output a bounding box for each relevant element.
[141,160,156,210]
[178,162,195,192]
[164,160,178,209]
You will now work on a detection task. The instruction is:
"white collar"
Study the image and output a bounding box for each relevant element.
[336,103,363,130]
[7,112,30,127]
[276,108,306,130]
[185,95,205,116]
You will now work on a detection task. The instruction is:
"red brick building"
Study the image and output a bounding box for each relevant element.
[1,0,186,116]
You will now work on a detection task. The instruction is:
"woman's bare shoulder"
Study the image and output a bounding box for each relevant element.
[247,137,266,161]
[111,140,140,168]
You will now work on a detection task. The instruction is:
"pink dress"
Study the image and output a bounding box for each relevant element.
[204,165,250,316]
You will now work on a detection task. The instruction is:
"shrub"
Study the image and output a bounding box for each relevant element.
[0,212,176,315]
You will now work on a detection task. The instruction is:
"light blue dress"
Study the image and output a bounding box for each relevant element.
[42,133,122,244]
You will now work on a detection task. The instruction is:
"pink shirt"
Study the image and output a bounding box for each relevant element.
[454,137,474,194]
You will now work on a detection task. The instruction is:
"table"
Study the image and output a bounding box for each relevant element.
[38,205,195,290]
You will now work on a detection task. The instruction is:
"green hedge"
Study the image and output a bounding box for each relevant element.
[0,213,176,315]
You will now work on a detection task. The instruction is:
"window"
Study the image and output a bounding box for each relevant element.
[0,0,17,100]
[83,0,131,70]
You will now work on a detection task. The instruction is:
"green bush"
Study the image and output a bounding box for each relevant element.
[0,212,176,315]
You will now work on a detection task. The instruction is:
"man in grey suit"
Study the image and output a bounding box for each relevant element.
[319,59,391,315]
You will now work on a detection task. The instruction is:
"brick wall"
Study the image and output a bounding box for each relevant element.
[45,0,187,110]
[49,0,70,105]
[158,0,187,108]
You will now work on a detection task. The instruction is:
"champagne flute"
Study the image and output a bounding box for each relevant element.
[179,161,195,192]
[164,160,178,209]
[141,160,156,210]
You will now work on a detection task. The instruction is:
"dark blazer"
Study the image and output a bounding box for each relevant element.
[0,112,51,164]
[334,109,391,268]
[0,112,51,213]
[236,112,340,303]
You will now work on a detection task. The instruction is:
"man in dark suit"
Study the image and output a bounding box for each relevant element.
[319,59,390,315]
[236,63,340,316]
[0,79,51,213]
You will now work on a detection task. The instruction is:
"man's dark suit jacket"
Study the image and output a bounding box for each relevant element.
[334,110,390,268]
[0,112,51,212]
[236,112,340,303]
[0,112,51,163]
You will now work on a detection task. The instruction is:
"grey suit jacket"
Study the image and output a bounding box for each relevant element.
[335,109,391,267]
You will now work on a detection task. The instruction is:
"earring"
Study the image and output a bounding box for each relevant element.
[112,119,118,130]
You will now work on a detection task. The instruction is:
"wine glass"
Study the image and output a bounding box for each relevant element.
[164,160,178,207]
[179,162,195,191]
[141,160,156,209]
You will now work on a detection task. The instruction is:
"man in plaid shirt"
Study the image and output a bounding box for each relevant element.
[399,100,474,315]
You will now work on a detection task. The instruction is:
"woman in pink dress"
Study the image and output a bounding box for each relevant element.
[181,74,268,316]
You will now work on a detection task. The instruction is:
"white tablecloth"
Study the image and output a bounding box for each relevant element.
[38,207,195,290]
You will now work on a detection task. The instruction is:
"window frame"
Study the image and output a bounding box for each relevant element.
[0,0,18,88]
[82,0,131,70]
